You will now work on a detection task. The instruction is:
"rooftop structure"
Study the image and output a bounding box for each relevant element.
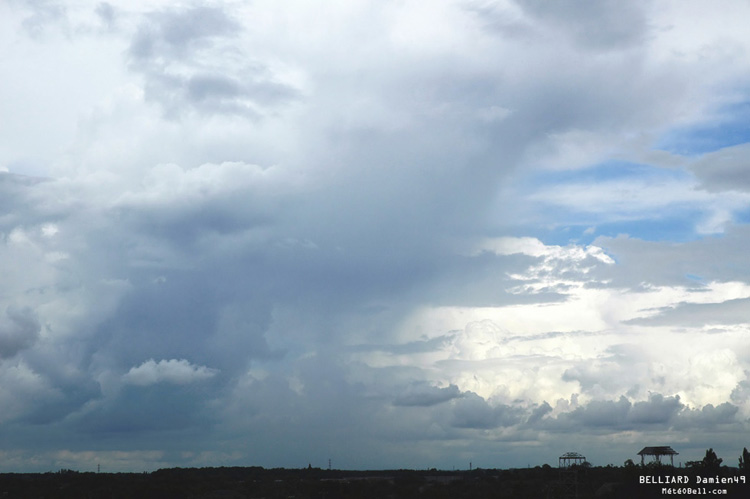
[638,446,679,466]
[558,452,586,468]
[558,452,586,499]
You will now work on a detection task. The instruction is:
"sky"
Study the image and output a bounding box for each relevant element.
[1,0,750,473]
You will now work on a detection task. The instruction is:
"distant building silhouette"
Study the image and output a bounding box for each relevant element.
[638,446,678,466]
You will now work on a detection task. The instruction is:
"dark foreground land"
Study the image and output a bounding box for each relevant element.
[1,465,748,498]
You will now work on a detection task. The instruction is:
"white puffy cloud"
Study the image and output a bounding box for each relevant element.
[123,359,218,386]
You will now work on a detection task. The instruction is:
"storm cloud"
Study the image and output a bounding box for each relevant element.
[1,0,750,472]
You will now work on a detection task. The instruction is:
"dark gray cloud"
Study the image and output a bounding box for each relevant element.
[538,393,741,434]
[0,307,40,359]
[21,375,100,426]
[187,74,242,101]
[629,393,683,425]
[513,0,649,50]
[74,380,218,435]
[394,383,462,407]
[731,379,750,404]
[127,6,297,118]
[95,2,116,31]
[593,226,750,288]
[526,401,552,424]
[0,173,50,229]
[86,268,279,384]
[351,334,457,356]
[128,6,240,61]
[673,402,739,429]
[450,392,523,429]
[553,396,633,430]
[626,297,750,327]
[689,144,750,192]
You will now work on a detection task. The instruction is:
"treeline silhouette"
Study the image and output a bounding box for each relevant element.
[0,448,748,498]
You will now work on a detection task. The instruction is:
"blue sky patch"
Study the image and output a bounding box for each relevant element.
[656,100,750,157]
[518,161,702,244]
[524,160,693,190]
[531,214,705,247]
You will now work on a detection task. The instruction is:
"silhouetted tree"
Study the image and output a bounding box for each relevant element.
[701,448,723,470]
[740,448,750,472]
